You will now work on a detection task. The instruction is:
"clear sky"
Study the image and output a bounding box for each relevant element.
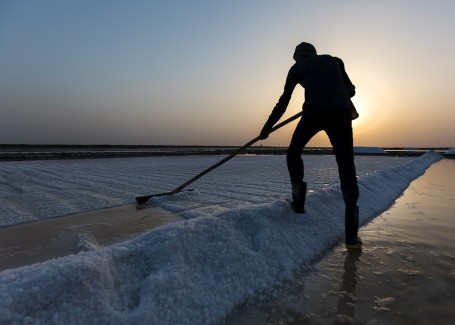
[1,0,454,147]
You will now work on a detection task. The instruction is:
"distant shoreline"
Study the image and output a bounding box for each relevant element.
[0,144,452,161]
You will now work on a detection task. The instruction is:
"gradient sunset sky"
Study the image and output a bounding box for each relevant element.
[1,0,454,147]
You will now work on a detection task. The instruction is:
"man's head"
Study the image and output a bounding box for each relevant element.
[293,42,317,61]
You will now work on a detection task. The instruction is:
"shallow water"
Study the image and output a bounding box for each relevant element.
[224,159,455,324]
[0,204,182,271]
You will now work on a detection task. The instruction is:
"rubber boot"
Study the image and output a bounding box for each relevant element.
[345,206,362,249]
[291,181,307,213]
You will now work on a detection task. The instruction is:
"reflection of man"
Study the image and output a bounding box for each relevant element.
[259,42,361,248]
[336,249,362,321]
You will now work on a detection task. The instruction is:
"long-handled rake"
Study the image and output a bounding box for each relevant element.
[135,111,302,204]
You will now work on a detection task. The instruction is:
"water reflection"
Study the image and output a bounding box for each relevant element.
[334,249,362,324]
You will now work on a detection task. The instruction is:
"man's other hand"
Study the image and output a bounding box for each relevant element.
[259,126,271,140]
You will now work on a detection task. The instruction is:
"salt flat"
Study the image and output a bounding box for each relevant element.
[0,154,414,227]
[0,153,442,324]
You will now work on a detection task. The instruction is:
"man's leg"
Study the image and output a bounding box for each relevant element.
[326,110,361,248]
[287,116,320,213]
[325,111,359,207]
[287,117,319,182]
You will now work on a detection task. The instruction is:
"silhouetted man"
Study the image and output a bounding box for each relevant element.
[259,42,361,249]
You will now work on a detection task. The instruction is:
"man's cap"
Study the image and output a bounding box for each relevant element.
[293,42,317,60]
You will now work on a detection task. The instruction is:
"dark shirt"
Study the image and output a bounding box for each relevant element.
[265,54,355,128]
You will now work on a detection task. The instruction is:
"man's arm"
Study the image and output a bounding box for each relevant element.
[336,58,356,98]
[336,57,359,119]
[259,65,299,139]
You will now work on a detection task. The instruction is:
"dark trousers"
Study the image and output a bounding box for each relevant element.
[286,109,359,207]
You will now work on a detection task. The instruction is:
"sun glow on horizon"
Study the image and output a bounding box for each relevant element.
[351,93,371,127]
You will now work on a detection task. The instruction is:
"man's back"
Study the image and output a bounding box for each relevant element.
[294,54,352,115]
